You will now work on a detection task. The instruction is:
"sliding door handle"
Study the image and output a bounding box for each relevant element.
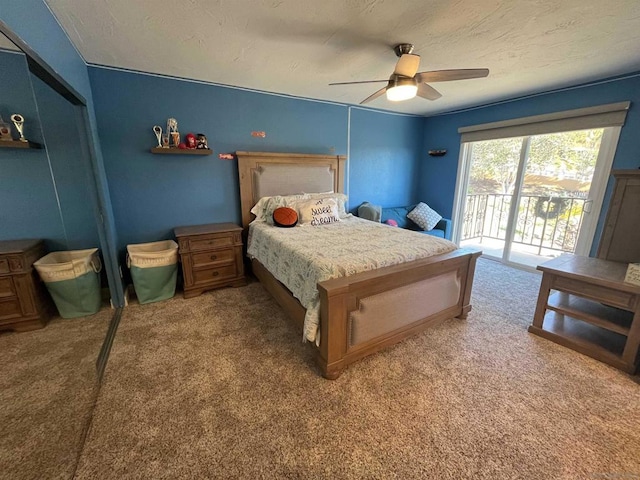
[583,199,593,213]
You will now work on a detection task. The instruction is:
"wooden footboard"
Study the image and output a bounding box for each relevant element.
[252,248,480,379]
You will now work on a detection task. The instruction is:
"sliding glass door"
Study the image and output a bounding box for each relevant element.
[457,127,617,268]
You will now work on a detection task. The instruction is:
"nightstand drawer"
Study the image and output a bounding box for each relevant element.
[0,259,9,274]
[0,277,15,298]
[188,234,235,252]
[0,298,22,322]
[191,248,235,268]
[192,264,237,285]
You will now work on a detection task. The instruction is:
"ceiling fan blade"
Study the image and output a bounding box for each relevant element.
[393,54,420,77]
[415,69,489,83]
[360,86,387,104]
[329,79,387,86]
[417,83,442,101]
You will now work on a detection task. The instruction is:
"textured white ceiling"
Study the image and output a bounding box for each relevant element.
[44,0,640,116]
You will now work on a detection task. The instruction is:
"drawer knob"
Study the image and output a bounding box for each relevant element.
[208,240,215,245]
[212,271,219,277]
[210,255,217,261]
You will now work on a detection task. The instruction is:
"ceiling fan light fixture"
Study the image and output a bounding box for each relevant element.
[386,76,417,101]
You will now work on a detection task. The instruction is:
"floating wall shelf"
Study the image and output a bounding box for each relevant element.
[0,139,42,149]
[150,147,212,155]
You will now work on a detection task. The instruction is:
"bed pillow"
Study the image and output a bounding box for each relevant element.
[297,197,341,226]
[407,202,442,231]
[251,194,308,224]
[272,207,298,228]
[251,192,348,223]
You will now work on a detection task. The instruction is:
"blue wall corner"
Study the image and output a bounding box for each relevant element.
[88,67,430,255]
[348,108,425,212]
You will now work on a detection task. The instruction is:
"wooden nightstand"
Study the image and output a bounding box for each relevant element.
[0,239,53,332]
[174,223,246,299]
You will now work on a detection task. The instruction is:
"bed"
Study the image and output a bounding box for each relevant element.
[237,151,480,379]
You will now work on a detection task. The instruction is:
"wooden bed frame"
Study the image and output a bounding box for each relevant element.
[237,151,480,379]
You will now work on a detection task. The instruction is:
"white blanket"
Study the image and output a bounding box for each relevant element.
[247,216,457,343]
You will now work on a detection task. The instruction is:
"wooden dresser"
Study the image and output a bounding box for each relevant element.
[597,169,640,263]
[174,223,246,299]
[0,239,52,332]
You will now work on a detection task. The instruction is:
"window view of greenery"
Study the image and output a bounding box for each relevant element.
[461,129,603,264]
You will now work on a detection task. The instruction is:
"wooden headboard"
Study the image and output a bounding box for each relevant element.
[236,151,347,229]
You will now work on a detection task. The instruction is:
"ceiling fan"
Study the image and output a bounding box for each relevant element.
[329,44,489,104]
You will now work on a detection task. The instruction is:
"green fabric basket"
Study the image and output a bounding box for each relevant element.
[129,264,178,304]
[34,248,102,319]
[127,240,178,305]
[43,272,102,318]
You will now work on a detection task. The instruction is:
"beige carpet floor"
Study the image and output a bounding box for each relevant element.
[74,258,640,479]
[0,307,113,480]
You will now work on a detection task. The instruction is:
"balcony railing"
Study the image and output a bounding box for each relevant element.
[462,194,586,255]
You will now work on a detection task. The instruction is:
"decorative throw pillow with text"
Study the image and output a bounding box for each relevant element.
[297,197,341,226]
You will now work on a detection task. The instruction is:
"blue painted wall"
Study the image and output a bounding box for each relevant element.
[348,108,424,212]
[0,1,92,101]
[420,74,640,252]
[88,68,344,252]
[30,73,101,250]
[0,50,68,250]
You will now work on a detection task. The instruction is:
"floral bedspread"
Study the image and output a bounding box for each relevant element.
[247,216,457,344]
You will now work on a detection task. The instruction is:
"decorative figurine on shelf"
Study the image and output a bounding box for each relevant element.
[0,116,11,141]
[167,117,178,134]
[185,133,197,149]
[171,131,180,147]
[166,118,179,147]
[10,114,26,142]
[153,125,163,148]
[178,142,187,149]
[162,134,170,148]
[196,133,208,149]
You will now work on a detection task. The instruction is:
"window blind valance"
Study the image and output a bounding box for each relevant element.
[458,101,630,143]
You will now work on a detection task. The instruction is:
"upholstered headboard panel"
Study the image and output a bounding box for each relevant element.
[252,164,335,199]
[237,151,347,229]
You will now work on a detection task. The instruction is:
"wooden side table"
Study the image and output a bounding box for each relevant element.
[529,254,640,374]
[174,223,246,299]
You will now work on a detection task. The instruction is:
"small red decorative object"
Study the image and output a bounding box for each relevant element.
[178,142,187,149]
[185,133,197,149]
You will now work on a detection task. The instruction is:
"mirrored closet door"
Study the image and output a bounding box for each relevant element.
[0,29,120,479]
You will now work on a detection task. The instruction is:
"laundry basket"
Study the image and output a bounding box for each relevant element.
[127,240,178,304]
[34,248,102,318]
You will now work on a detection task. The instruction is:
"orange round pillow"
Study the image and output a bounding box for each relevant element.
[273,207,298,228]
